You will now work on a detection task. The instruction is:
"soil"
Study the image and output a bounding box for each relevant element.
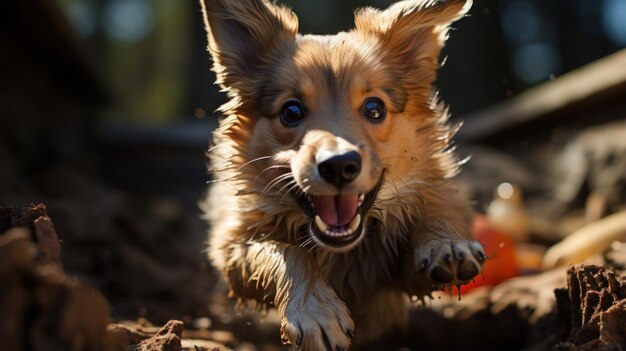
[0,204,625,351]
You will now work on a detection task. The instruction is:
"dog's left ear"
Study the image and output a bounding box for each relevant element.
[355,0,471,78]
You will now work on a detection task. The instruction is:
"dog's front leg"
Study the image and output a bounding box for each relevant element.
[404,217,487,296]
[223,240,354,350]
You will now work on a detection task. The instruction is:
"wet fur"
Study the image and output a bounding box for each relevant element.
[200,0,483,349]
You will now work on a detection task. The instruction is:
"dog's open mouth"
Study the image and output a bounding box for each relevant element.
[295,175,383,249]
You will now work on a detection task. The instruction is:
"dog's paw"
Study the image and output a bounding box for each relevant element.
[415,238,486,286]
[279,285,354,351]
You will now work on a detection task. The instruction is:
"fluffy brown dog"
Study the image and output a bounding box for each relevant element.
[200,0,485,349]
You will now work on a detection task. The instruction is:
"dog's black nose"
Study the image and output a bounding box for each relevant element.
[318,151,362,188]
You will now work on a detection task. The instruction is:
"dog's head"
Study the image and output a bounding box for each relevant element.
[201,0,471,252]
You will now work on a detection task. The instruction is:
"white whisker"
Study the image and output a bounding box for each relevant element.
[278,180,299,204]
[261,173,292,198]
[255,165,290,182]
[238,155,274,171]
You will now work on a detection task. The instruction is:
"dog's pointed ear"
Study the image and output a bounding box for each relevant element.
[200,0,298,94]
[355,0,471,76]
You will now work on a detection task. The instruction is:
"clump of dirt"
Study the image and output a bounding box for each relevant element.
[0,204,61,268]
[553,264,626,350]
[0,204,231,351]
[133,320,184,351]
[0,226,125,350]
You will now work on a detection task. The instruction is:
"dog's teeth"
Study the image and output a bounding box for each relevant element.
[349,214,361,232]
[359,194,365,202]
[316,214,361,238]
[315,215,328,232]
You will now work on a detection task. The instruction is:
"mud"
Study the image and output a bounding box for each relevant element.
[0,204,625,351]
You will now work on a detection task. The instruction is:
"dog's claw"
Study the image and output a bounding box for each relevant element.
[296,330,303,346]
[419,258,430,272]
[346,329,355,339]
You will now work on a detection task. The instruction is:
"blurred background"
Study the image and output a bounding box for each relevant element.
[0,0,625,348]
[46,0,626,123]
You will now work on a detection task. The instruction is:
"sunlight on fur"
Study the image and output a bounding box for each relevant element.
[199,0,486,349]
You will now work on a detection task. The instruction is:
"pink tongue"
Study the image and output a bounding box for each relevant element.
[313,194,359,226]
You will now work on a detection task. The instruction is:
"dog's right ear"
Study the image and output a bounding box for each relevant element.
[199,0,298,96]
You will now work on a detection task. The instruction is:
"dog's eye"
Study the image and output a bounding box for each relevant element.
[362,97,386,122]
[279,101,306,127]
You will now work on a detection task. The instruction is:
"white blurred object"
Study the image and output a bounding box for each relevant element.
[543,210,626,269]
[487,182,529,242]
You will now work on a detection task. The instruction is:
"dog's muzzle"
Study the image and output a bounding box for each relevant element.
[295,172,384,250]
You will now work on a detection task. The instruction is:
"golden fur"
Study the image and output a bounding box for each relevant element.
[200,0,485,349]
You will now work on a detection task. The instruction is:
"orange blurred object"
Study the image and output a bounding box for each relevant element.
[460,215,519,294]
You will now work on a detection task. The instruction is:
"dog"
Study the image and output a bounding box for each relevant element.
[200,0,485,349]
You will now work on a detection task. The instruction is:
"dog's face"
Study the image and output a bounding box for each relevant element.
[202,0,471,252]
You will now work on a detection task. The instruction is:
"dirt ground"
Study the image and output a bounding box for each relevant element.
[1,203,625,351]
